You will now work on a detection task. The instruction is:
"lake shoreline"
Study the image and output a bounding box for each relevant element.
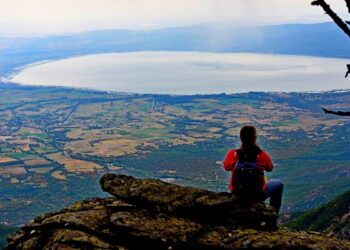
[3,81,350,98]
[9,51,350,95]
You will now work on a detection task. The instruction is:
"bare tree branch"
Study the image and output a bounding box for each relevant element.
[345,0,350,14]
[312,1,350,115]
[322,107,350,116]
[311,0,350,38]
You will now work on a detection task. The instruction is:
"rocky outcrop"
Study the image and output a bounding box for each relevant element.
[327,211,350,240]
[5,174,350,249]
[100,174,277,229]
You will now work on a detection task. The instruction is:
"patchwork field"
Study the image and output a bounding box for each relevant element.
[0,83,350,227]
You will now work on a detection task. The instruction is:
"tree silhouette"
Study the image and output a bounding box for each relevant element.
[312,0,350,116]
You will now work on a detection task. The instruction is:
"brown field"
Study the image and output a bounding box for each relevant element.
[16,104,46,116]
[65,139,138,157]
[66,129,92,140]
[47,153,103,173]
[10,178,20,184]
[51,170,67,181]
[32,144,58,154]
[0,136,13,142]
[28,167,53,174]
[170,135,200,146]
[187,131,221,139]
[24,158,51,166]
[0,157,18,164]
[67,128,126,140]
[163,106,188,116]
[224,128,240,136]
[74,103,106,117]
[138,141,159,150]
[16,127,42,134]
[207,127,222,133]
[107,165,123,171]
[0,165,27,175]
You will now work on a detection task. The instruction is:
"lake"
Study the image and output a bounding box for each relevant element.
[10,51,350,95]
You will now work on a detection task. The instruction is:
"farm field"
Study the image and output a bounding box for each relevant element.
[0,83,350,226]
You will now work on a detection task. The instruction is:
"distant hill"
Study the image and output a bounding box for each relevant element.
[286,189,350,240]
[1,22,349,76]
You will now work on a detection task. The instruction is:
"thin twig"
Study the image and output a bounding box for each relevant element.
[311,0,350,38]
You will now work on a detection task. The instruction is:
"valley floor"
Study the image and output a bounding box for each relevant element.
[0,83,350,227]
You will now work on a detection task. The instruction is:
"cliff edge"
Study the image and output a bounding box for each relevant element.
[5,174,350,249]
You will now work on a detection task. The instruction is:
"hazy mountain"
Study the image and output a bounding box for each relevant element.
[1,22,349,76]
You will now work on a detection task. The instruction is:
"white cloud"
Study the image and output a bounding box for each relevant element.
[0,0,347,36]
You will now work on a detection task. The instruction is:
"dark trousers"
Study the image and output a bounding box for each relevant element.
[260,179,284,214]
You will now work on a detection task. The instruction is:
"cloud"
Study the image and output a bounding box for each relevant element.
[0,0,347,36]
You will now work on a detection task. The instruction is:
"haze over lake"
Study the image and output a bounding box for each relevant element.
[11,52,350,95]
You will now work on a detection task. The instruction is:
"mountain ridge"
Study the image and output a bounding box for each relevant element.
[1,22,349,77]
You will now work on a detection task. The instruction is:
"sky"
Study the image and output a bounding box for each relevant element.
[0,0,347,36]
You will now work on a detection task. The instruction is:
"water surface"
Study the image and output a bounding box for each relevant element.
[11,52,350,94]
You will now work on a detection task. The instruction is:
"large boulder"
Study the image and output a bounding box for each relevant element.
[5,174,350,249]
[100,174,277,229]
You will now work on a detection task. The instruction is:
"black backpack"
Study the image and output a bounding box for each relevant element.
[232,149,264,201]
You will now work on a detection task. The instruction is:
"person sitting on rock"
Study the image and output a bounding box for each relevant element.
[223,125,283,214]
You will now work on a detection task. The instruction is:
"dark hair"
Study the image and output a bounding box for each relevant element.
[239,126,262,161]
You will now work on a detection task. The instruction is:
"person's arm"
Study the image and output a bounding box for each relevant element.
[223,149,238,171]
[258,151,274,172]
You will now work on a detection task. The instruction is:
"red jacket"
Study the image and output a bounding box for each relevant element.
[223,149,273,192]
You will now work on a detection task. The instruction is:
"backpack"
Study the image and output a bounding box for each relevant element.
[232,149,264,201]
